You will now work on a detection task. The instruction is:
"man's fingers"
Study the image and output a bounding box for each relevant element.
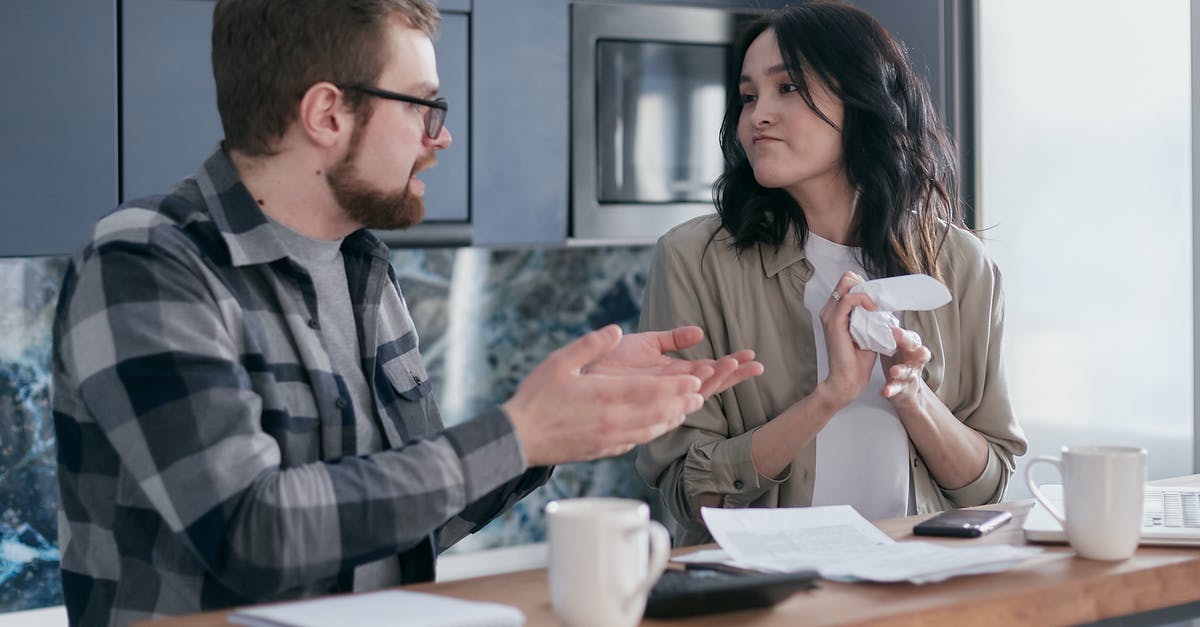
[726,361,765,388]
[593,443,637,461]
[589,375,703,422]
[594,373,701,404]
[696,357,737,397]
[698,357,764,397]
[626,414,688,447]
[638,326,704,354]
[666,326,704,352]
[548,324,623,372]
[728,349,757,364]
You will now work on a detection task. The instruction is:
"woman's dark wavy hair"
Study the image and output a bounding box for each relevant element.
[714,1,964,280]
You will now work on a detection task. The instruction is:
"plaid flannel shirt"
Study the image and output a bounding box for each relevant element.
[52,149,550,627]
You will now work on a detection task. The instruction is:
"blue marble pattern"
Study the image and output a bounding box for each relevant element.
[0,257,68,613]
[0,245,660,612]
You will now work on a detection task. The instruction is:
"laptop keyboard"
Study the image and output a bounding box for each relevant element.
[1144,489,1200,528]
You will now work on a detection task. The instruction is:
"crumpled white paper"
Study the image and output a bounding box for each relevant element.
[847,274,951,356]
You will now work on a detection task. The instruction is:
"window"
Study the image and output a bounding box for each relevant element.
[978,0,1193,495]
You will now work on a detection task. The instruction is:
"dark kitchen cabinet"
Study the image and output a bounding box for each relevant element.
[471,0,569,246]
[0,1,117,257]
[121,0,222,201]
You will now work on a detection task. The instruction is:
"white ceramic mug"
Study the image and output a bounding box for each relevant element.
[545,497,670,627]
[1024,445,1146,560]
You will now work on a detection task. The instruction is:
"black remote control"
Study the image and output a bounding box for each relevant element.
[643,566,819,619]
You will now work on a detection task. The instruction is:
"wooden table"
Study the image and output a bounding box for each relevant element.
[139,475,1200,627]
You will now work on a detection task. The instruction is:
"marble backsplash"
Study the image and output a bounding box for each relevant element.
[0,244,658,613]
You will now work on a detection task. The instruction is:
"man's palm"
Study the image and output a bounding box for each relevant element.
[585,326,762,398]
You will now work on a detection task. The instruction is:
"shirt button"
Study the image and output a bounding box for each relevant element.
[733,479,744,490]
[335,398,347,410]
[307,319,319,330]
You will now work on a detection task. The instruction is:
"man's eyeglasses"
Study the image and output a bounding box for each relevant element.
[341,85,448,139]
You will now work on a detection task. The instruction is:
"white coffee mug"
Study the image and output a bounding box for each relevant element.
[545,497,669,627]
[1024,445,1146,560]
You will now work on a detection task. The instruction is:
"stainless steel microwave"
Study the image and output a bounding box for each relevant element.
[569,2,759,244]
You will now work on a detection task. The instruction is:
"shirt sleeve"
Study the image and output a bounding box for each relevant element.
[933,232,1028,508]
[55,235,529,597]
[634,233,788,540]
[435,437,553,552]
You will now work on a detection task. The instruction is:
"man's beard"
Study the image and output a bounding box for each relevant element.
[326,130,433,231]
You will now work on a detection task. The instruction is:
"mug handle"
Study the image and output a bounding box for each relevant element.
[1025,455,1066,526]
[626,520,670,608]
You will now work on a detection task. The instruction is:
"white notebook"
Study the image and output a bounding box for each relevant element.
[229,590,525,627]
[1023,484,1200,546]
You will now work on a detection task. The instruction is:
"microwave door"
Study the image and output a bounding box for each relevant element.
[595,40,726,206]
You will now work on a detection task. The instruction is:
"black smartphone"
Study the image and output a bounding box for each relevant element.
[912,508,1012,538]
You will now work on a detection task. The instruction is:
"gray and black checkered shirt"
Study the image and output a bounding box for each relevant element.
[52,148,550,627]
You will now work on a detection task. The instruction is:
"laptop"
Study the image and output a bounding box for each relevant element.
[1023,484,1200,546]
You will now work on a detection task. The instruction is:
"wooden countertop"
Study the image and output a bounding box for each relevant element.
[138,474,1200,627]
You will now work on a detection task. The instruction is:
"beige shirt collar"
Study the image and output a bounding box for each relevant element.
[758,227,811,279]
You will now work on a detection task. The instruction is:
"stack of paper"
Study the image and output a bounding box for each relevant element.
[690,505,1040,584]
[229,589,525,627]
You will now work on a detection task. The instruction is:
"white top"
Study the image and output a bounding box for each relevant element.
[802,233,911,520]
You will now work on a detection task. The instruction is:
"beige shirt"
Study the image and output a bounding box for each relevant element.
[635,215,1028,546]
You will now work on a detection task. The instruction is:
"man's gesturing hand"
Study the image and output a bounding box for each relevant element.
[503,325,706,467]
[583,325,763,398]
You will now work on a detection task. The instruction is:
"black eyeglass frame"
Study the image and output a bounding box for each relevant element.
[341,84,448,139]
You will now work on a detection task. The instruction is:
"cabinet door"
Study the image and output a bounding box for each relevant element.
[437,0,472,15]
[121,0,221,202]
[0,1,117,256]
[471,0,569,246]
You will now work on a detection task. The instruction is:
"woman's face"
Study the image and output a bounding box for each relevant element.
[736,29,845,194]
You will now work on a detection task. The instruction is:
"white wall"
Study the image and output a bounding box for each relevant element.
[978,0,1194,499]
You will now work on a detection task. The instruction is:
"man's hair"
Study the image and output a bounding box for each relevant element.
[212,0,440,156]
[714,1,963,281]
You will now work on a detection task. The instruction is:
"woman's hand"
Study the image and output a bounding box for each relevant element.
[817,271,878,408]
[880,325,932,406]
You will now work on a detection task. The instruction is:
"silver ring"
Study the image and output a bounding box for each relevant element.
[831,289,842,303]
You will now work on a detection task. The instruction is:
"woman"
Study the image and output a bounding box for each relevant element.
[636,1,1027,546]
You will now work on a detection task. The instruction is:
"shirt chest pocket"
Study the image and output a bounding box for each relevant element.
[378,351,439,442]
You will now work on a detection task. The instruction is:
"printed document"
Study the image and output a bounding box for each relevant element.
[699,505,1041,584]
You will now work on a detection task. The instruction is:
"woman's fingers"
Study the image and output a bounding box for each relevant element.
[828,271,865,307]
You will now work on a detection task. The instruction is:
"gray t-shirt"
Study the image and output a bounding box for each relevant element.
[265,216,399,590]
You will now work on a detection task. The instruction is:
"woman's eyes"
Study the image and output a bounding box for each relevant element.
[740,84,799,104]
